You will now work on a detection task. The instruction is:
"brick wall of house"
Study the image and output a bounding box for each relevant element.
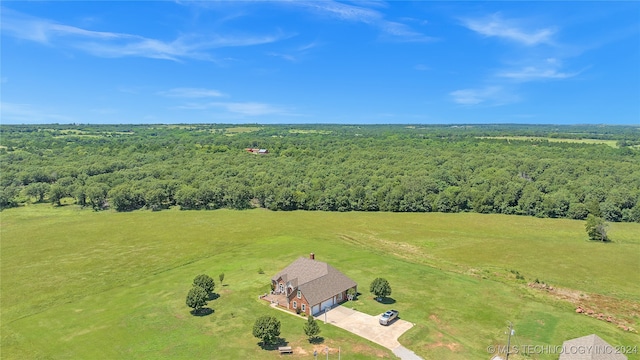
[289,290,311,315]
[274,283,357,316]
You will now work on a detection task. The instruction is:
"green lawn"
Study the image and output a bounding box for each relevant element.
[1,206,638,359]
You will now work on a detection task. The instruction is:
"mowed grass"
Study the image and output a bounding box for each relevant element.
[222,126,261,135]
[1,206,639,359]
[478,136,620,148]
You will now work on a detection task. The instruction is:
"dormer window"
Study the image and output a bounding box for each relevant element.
[297,290,301,299]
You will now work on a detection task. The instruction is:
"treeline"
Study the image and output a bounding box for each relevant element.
[1,124,639,222]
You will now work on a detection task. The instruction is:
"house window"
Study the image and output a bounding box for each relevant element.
[293,301,297,309]
[279,284,284,293]
[301,304,306,312]
[297,290,301,299]
[337,292,343,301]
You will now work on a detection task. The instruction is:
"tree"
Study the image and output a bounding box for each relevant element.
[86,185,107,211]
[585,214,609,242]
[175,186,199,210]
[369,278,392,301]
[72,185,87,206]
[193,274,215,294]
[219,273,225,285]
[303,315,321,342]
[109,185,145,212]
[252,315,281,346]
[48,184,67,206]
[0,186,19,210]
[24,182,50,203]
[186,286,208,313]
[347,287,357,301]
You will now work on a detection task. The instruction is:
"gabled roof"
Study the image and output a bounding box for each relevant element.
[272,257,357,306]
[559,334,627,360]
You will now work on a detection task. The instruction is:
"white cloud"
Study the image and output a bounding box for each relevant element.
[1,8,288,61]
[160,88,226,98]
[175,101,293,116]
[267,52,298,62]
[298,41,319,52]
[0,102,73,123]
[291,1,434,42]
[497,58,581,81]
[267,41,322,63]
[498,67,578,81]
[213,102,287,116]
[344,1,389,9]
[380,21,434,42]
[450,86,518,106]
[462,13,555,46]
[297,1,381,23]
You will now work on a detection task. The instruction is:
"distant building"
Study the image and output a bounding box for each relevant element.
[245,148,268,154]
[559,334,627,360]
[266,253,357,316]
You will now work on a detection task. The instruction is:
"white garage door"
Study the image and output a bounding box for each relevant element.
[320,298,334,312]
[311,304,320,315]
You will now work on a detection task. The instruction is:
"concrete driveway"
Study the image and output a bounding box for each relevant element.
[316,306,422,359]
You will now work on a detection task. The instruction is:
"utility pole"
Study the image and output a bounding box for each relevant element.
[506,322,514,360]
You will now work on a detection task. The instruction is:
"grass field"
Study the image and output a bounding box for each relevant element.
[221,126,262,135]
[289,129,333,134]
[477,136,620,148]
[1,206,639,359]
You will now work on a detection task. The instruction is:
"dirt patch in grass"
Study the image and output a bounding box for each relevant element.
[424,333,460,352]
[529,283,639,332]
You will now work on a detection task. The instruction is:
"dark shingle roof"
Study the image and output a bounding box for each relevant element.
[559,334,628,360]
[272,257,357,306]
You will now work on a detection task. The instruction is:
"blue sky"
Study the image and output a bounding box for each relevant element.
[1,1,638,125]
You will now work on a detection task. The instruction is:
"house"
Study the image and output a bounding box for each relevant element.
[559,334,627,360]
[270,253,357,316]
[245,148,268,154]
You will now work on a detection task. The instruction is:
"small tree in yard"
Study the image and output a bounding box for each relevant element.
[253,315,281,346]
[219,273,225,285]
[186,286,208,313]
[370,278,392,301]
[193,274,215,294]
[347,287,357,301]
[303,315,321,342]
[585,214,609,242]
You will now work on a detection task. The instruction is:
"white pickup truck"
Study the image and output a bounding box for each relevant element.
[379,309,399,325]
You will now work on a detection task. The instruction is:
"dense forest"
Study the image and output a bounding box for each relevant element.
[1,124,639,222]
